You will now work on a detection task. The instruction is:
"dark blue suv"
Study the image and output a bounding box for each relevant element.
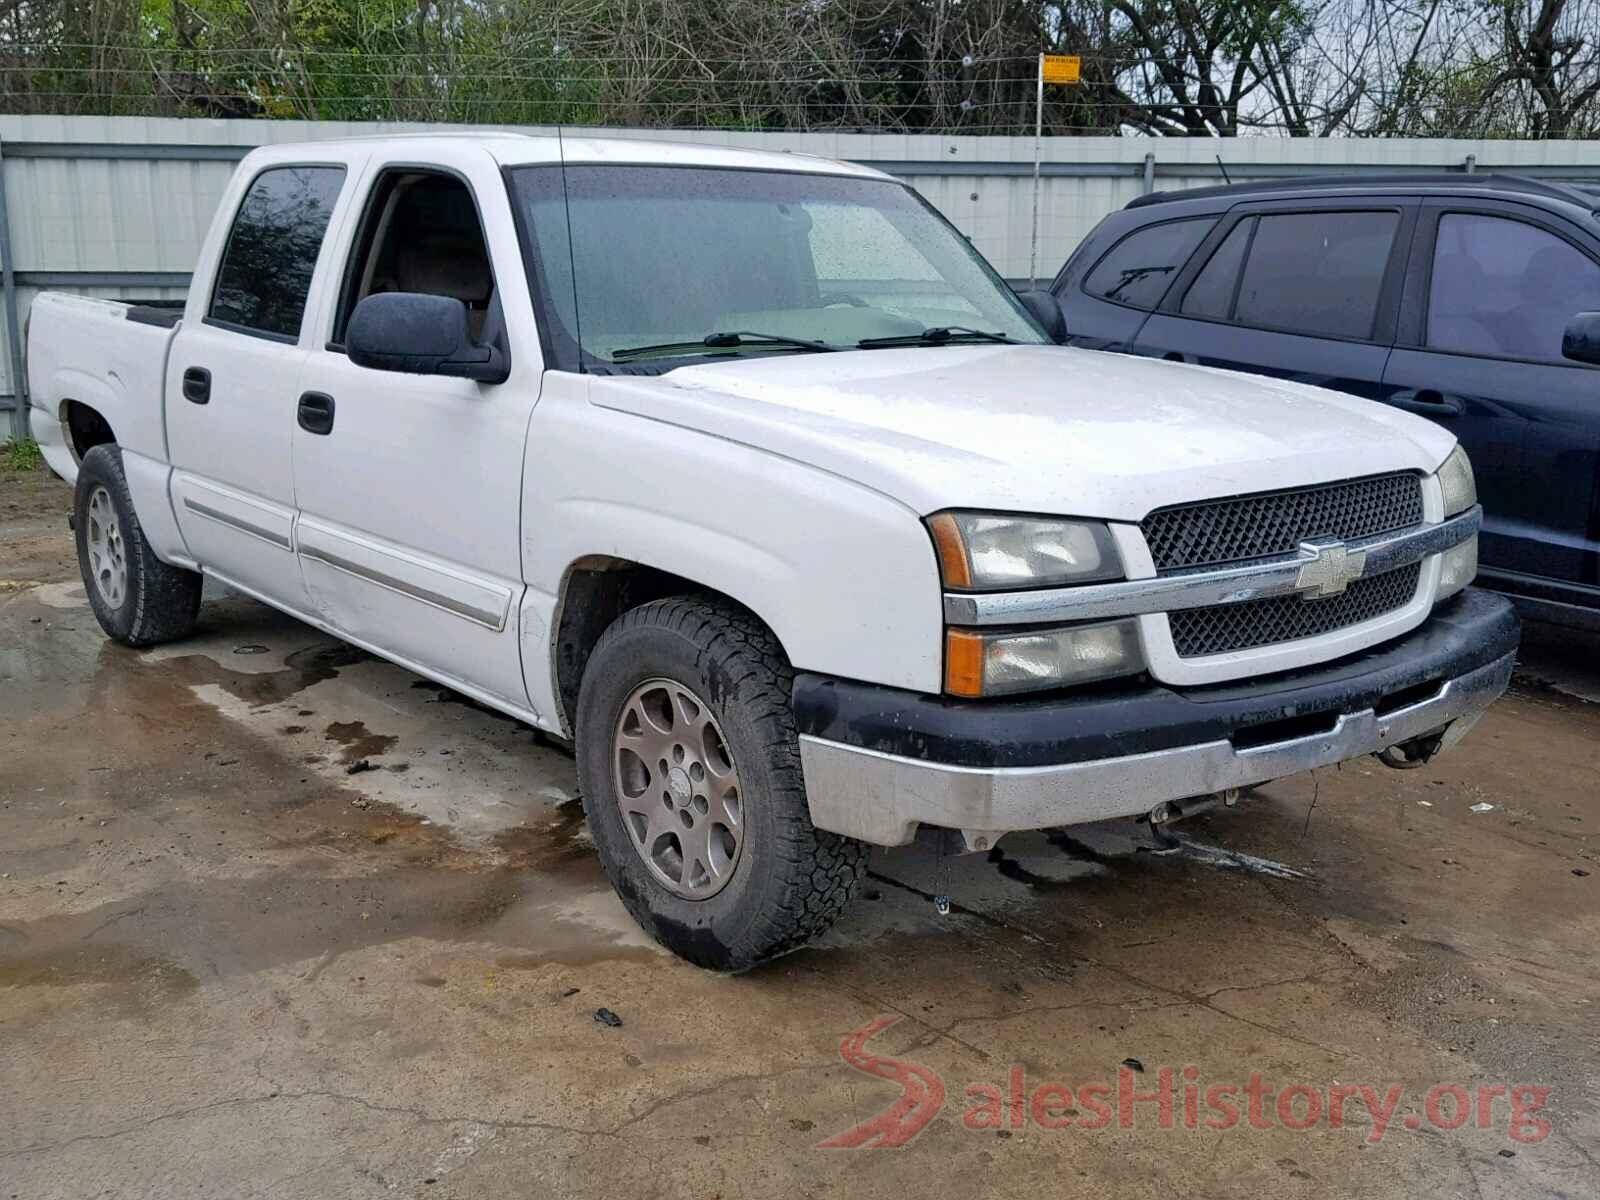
[1047,175,1600,630]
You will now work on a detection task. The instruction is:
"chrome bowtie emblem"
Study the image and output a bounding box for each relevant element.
[1295,537,1367,599]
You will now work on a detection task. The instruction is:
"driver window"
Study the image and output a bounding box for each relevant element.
[333,170,496,346]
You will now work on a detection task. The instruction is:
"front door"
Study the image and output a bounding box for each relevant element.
[1381,203,1600,608]
[166,161,350,612]
[291,152,543,713]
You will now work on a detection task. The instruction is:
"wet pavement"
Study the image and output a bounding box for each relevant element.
[2,470,1598,1198]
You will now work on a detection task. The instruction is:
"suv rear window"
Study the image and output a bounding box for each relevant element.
[1082,218,1213,310]
[1233,211,1398,340]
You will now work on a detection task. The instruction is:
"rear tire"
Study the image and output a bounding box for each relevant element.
[575,596,868,971]
[74,444,202,647]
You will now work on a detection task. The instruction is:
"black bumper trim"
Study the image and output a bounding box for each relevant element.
[792,588,1520,770]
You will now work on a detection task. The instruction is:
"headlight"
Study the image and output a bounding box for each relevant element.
[1437,536,1478,600]
[1436,445,1476,517]
[945,620,1142,698]
[927,512,1122,590]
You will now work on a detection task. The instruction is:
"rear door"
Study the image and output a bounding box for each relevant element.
[1381,201,1600,605]
[290,146,544,713]
[1132,198,1417,402]
[166,158,354,610]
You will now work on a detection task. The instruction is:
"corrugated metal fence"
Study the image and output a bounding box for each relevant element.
[6,114,1600,437]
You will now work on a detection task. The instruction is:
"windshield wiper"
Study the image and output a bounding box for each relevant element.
[610,330,837,362]
[856,326,1017,349]
[1103,264,1174,300]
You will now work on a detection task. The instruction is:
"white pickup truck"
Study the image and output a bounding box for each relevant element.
[26,133,1516,970]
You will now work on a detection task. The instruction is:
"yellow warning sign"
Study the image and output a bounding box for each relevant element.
[1041,55,1081,84]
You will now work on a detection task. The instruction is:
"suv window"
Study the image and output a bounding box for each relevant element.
[1082,218,1213,310]
[1427,213,1600,363]
[1232,211,1399,340]
[209,166,344,340]
[1181,219,1253,319]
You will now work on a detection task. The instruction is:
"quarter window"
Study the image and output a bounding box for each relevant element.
[1083,218,1214,310]
[209,166,345,340]
[1181,219,1253,319]
[1427,213,1600,362]
[1232,211,1399,340]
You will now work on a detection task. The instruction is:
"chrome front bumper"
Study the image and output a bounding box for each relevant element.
[798,649,1514,849]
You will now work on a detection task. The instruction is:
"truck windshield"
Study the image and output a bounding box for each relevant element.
[509,165,1046,369]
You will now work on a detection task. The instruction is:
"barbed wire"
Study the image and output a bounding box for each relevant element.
[0,66,1054,86]
[5,41,1054,64]
[3,40,1594,138]
[0,41,1352,70]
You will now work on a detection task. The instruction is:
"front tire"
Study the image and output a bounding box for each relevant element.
[575,597,868,971]
[74,444,202,647]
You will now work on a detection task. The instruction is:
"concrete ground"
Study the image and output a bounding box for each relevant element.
[2,460,1598,1199]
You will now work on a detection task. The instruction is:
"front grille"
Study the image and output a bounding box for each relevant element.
[1143,473,1424,574]
[1169,562,1422,657]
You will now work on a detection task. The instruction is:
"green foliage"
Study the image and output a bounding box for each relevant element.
[3,438,44,472]
[1,0,1596,134]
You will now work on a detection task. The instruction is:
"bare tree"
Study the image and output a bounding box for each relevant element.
[1492,0,1600,136]
[3,0,1597,136]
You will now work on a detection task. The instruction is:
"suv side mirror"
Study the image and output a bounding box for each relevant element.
[347,292,509,384]
[1562,311,1600,366]
[1017,290,1067,343]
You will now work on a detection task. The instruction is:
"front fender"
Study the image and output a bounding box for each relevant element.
[519,376,946,721]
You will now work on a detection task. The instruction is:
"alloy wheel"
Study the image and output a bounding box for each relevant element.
[611,677,745,899]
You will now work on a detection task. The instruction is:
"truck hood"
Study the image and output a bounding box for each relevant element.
[589,345,1456,520]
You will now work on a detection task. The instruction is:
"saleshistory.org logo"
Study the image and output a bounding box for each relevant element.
[818,1016,1553,1150]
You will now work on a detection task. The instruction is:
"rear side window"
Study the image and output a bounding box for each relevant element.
[209,166,345,340]
[1232,211,1399,340]
[1181,220,1253,319]
[1082,217,1214,310]
[1427,213,1600,362]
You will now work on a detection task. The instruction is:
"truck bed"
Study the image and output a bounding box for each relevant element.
[125,302,185,330]
[24,292,182,487]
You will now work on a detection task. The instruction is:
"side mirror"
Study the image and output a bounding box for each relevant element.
[1561,311,1600,366]
[1017,289,1067,343]
[347,292,508,384]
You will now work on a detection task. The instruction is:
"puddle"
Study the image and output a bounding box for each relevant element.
[323,719,399,764]
[0,945,200,1024]
[490,798,600,879]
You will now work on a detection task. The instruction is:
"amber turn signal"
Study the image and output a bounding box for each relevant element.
[926,512,972,590]
[944,629,986,698]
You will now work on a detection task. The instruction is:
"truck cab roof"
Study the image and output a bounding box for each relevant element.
[237,131,891,182]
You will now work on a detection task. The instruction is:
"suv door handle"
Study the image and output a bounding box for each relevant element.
[182,367,211,405]
[297,391,336,435]
[1389,389,1461,417]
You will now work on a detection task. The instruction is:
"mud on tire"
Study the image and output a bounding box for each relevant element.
[575,596,869,971]
[74,444,203,647]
